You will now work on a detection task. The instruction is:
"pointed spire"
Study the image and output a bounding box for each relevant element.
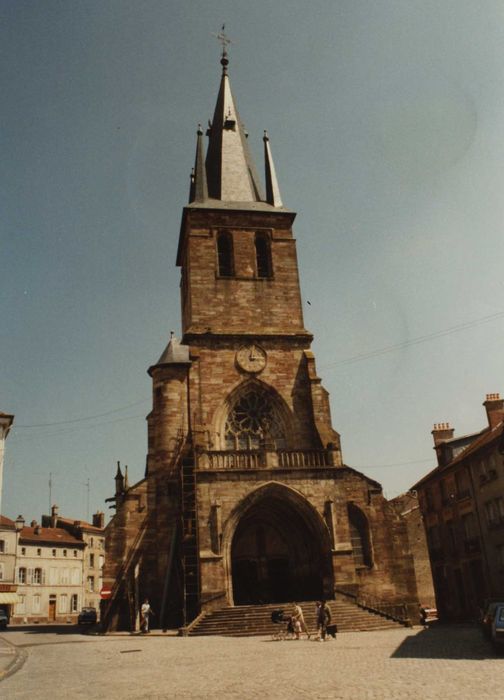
[114,461,124,497]
[155,331,190,365]
[263,131,283,207]
[205,54,264,202]
[189,124,208,203]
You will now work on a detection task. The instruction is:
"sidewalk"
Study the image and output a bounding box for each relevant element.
[0,634,26,681]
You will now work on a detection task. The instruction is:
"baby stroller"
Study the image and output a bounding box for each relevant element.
[271,609,295,640]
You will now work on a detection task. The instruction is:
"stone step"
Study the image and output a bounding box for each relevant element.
[189,598,405,637]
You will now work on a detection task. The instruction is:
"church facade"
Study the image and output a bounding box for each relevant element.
[102,50,418,631]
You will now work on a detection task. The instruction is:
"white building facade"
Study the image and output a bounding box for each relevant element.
[12,523,85,623]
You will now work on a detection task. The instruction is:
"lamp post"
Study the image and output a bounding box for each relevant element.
[12,515,24,622]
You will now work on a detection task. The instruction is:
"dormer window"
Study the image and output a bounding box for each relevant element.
[217,232,234,277]
[255,232,272,278]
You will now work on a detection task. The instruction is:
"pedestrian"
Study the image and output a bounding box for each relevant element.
[140,598,154,633]
[316,600,331,641]
[419,604,428,627]
[292,602,310,639]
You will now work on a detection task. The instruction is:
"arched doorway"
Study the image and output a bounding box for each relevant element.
[229,486,333,605]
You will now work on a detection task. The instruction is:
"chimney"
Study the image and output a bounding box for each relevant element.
[483,393,504,430]
[93,511,105,529]
[51,504,59,528]
[432,423,455,467]
[431,423,454,446]
[30,519,37,528]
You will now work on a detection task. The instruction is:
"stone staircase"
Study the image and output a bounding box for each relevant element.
[187,597,406,637]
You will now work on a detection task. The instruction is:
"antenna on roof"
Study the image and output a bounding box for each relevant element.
[49,472,52,513]
[85,478,90,522]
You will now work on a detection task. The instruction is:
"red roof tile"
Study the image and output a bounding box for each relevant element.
[19,527,84,546]
[0,514,16,529]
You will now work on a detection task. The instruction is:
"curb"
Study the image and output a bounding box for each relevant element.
[0,636,28,682]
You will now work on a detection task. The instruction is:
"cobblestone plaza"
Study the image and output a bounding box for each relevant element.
[1,625,502,699]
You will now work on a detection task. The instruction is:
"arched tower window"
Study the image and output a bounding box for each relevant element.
[216,231,234,277]
[224,389,286,450]
[347,503,373,568]
[255,232,272,278]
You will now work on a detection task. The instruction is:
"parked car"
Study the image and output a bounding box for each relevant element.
[0,608,9,630]
[480,600,504,638]
[490,604,504,650]
[77,607,97,625]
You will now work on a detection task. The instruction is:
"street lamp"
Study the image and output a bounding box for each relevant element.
[13,515,25,621]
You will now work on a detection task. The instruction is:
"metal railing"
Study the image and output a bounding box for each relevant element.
[336,588,410,625]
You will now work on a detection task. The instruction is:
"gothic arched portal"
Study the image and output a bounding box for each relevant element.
[226,484,334,605]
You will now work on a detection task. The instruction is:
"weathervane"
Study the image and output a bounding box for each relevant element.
[212,24,233,73]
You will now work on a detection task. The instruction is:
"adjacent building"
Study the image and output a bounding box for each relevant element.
[0,514,22,618]
[102,48,419,632]
[413,393,504,621]
[2,507,106,624]
[41,506,106,611]
[390,492,436,609]
[12,519,85,623]
[0,412,14,514]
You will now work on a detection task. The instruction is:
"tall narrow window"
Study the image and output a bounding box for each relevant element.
[348,504,373,568]
[217,232,234,277]
[255,233,272,278]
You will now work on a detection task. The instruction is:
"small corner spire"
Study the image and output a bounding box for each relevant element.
[263,130,283,207]
[189,123,208,203]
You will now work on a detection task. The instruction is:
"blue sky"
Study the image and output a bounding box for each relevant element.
[2,0,504,522]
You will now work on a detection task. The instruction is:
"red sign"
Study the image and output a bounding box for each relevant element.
[100,586,112,599]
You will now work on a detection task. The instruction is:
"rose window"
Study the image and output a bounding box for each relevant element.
[224,391,285,450]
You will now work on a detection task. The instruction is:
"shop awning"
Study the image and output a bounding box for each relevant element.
[0,593,20,604]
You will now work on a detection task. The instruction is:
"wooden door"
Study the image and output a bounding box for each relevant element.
[48,597,56,622]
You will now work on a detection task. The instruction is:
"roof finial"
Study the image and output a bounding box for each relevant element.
[214,23,232,74]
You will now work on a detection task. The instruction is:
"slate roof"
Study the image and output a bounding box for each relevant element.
[53,515,104,535]
[412,420,504,489]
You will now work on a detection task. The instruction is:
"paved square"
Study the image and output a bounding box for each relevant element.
[1,625,502,699]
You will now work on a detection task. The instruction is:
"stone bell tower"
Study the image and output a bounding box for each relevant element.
[102,43,418,632]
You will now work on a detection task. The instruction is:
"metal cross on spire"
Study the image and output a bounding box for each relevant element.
[212,24,234,73]
[214,23,232,55]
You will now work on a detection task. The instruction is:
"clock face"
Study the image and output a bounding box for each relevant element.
[236,344,267,374]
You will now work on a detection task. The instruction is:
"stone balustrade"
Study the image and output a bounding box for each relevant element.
[196,448,335,471]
